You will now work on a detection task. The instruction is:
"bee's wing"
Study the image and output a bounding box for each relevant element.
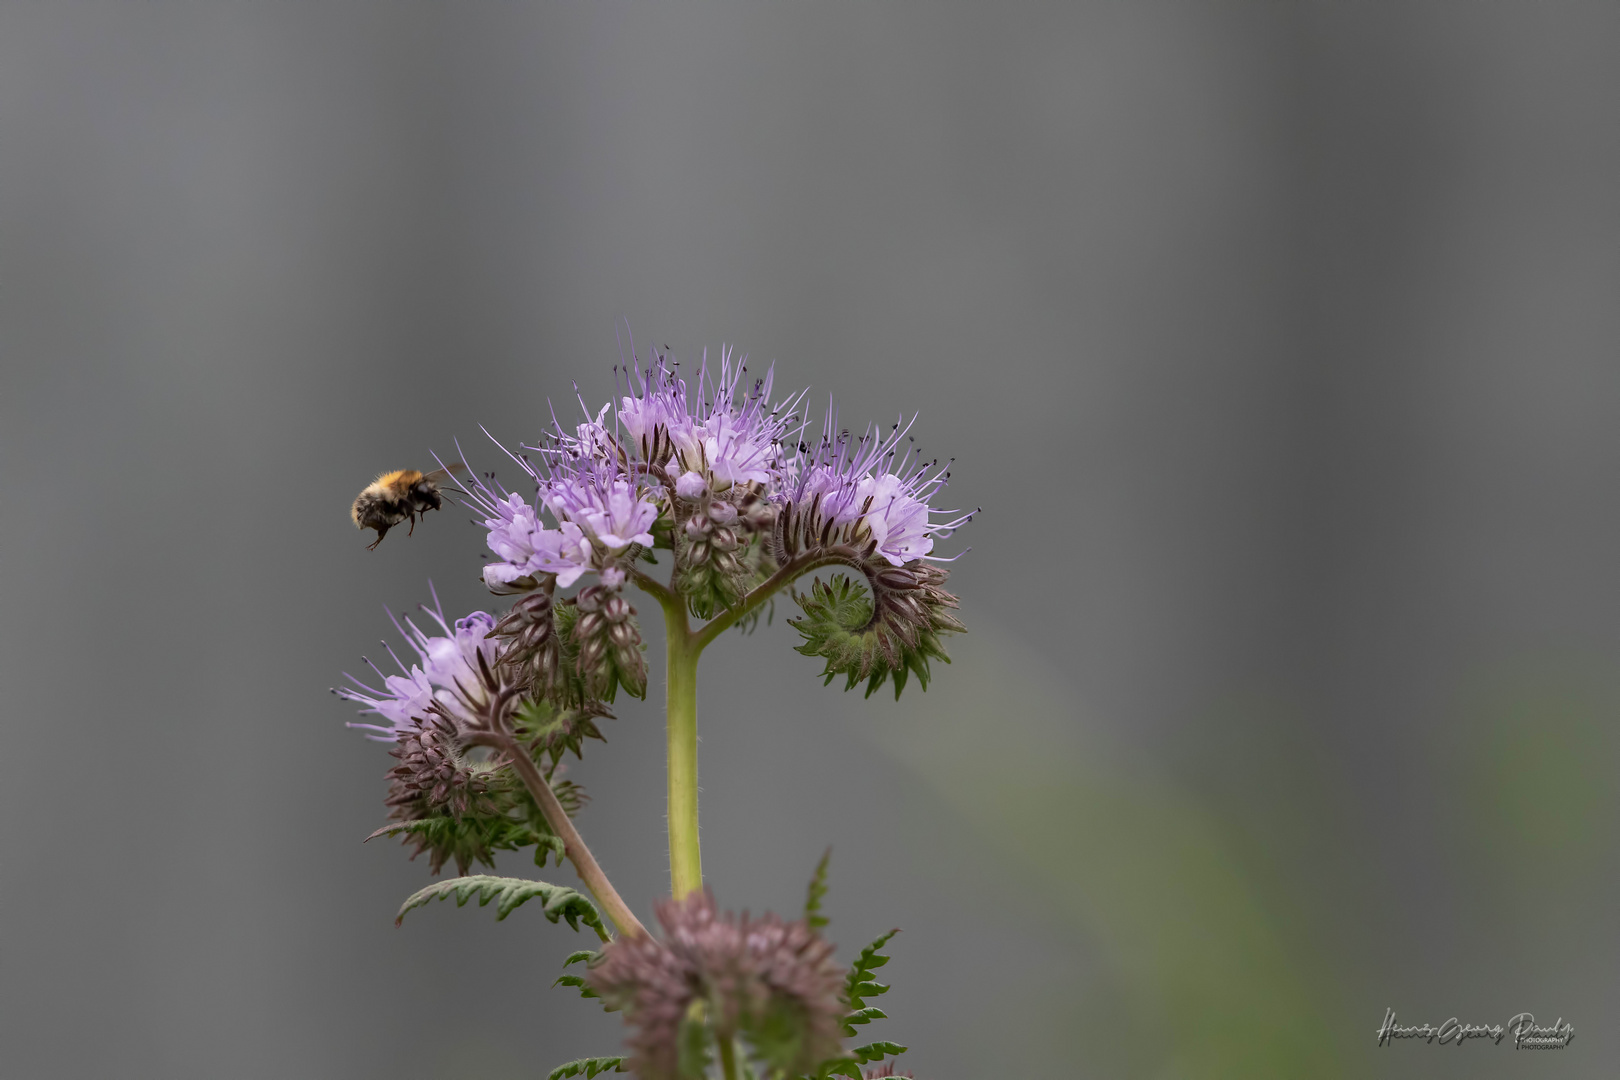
[420,462,469,485]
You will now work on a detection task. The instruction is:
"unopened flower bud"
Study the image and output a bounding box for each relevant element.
[570,582,647,701]
[675,470,709,501]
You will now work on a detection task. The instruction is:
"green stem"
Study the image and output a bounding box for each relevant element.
[645,546,863,901]
[500,736,646,940]
[717,1034,739,1080]
[691,550,853,653]
[664,601,703,898]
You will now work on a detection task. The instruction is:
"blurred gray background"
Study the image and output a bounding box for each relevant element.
[2,3,1618,1077]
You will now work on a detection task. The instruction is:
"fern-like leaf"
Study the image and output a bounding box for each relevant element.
[554,947,606,999]
[804,847,832,930]
[394,874,606,936]
[841,929,898,1034]
[547,1056,626,1080]
[552,972,601,1000]
[851,1041,907,1064]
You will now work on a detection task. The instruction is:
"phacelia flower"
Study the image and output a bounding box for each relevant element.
[335,585,501,740]
[561,347,805,496]
[454,463,595,593]
[543,469,659,553]
[775,415,974,566]
[481,492,593,591]
[588,891,845,1080]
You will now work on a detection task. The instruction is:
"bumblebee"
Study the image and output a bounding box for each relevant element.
[351,464,465,549]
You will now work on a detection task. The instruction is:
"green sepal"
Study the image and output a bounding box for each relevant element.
[513,697,610,768]
[547,1056,626,1080]
[394,874,606,936]
[788,570,962,701]
[531,832,567,870]
[366,810,540,878]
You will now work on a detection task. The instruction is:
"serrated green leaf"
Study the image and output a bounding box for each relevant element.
[394,874,606,937]
[842,929,899,1036]
[547,1056,626,1080]
[532,832,568,869]
[804,847,832,930]
[851,1040,907,1064]
[845,1007,887,1027]
[564,949,600,967]
[552,972,601,1000]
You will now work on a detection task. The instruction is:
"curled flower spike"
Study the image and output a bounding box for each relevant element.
[588,891,844,1080]
[383,711,505,820]
[334,585,501,740]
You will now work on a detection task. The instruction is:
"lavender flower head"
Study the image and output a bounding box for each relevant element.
[542,467,659,553]
[595,347,806,494]
[335,585,500,739]
[481,491,592,591]
[777,412,975,567]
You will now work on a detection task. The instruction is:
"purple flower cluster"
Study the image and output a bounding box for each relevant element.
[456,346,968,597]
[335,585,499,741]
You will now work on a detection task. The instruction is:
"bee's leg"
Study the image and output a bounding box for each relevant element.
[366,525,388,551]
[407,512,417,537]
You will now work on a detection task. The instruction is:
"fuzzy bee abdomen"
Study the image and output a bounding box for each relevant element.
[352,489,407,530]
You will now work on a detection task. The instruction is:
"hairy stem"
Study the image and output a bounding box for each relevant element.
[501,740,645,940]
[691,549,858,653]
[629,563,678,609]
[665,601,703,897]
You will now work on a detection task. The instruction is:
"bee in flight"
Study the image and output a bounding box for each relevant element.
[351,463,466,550]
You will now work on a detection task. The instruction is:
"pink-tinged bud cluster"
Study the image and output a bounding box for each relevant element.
[588,891,845,1080]
[335,585,500,741]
